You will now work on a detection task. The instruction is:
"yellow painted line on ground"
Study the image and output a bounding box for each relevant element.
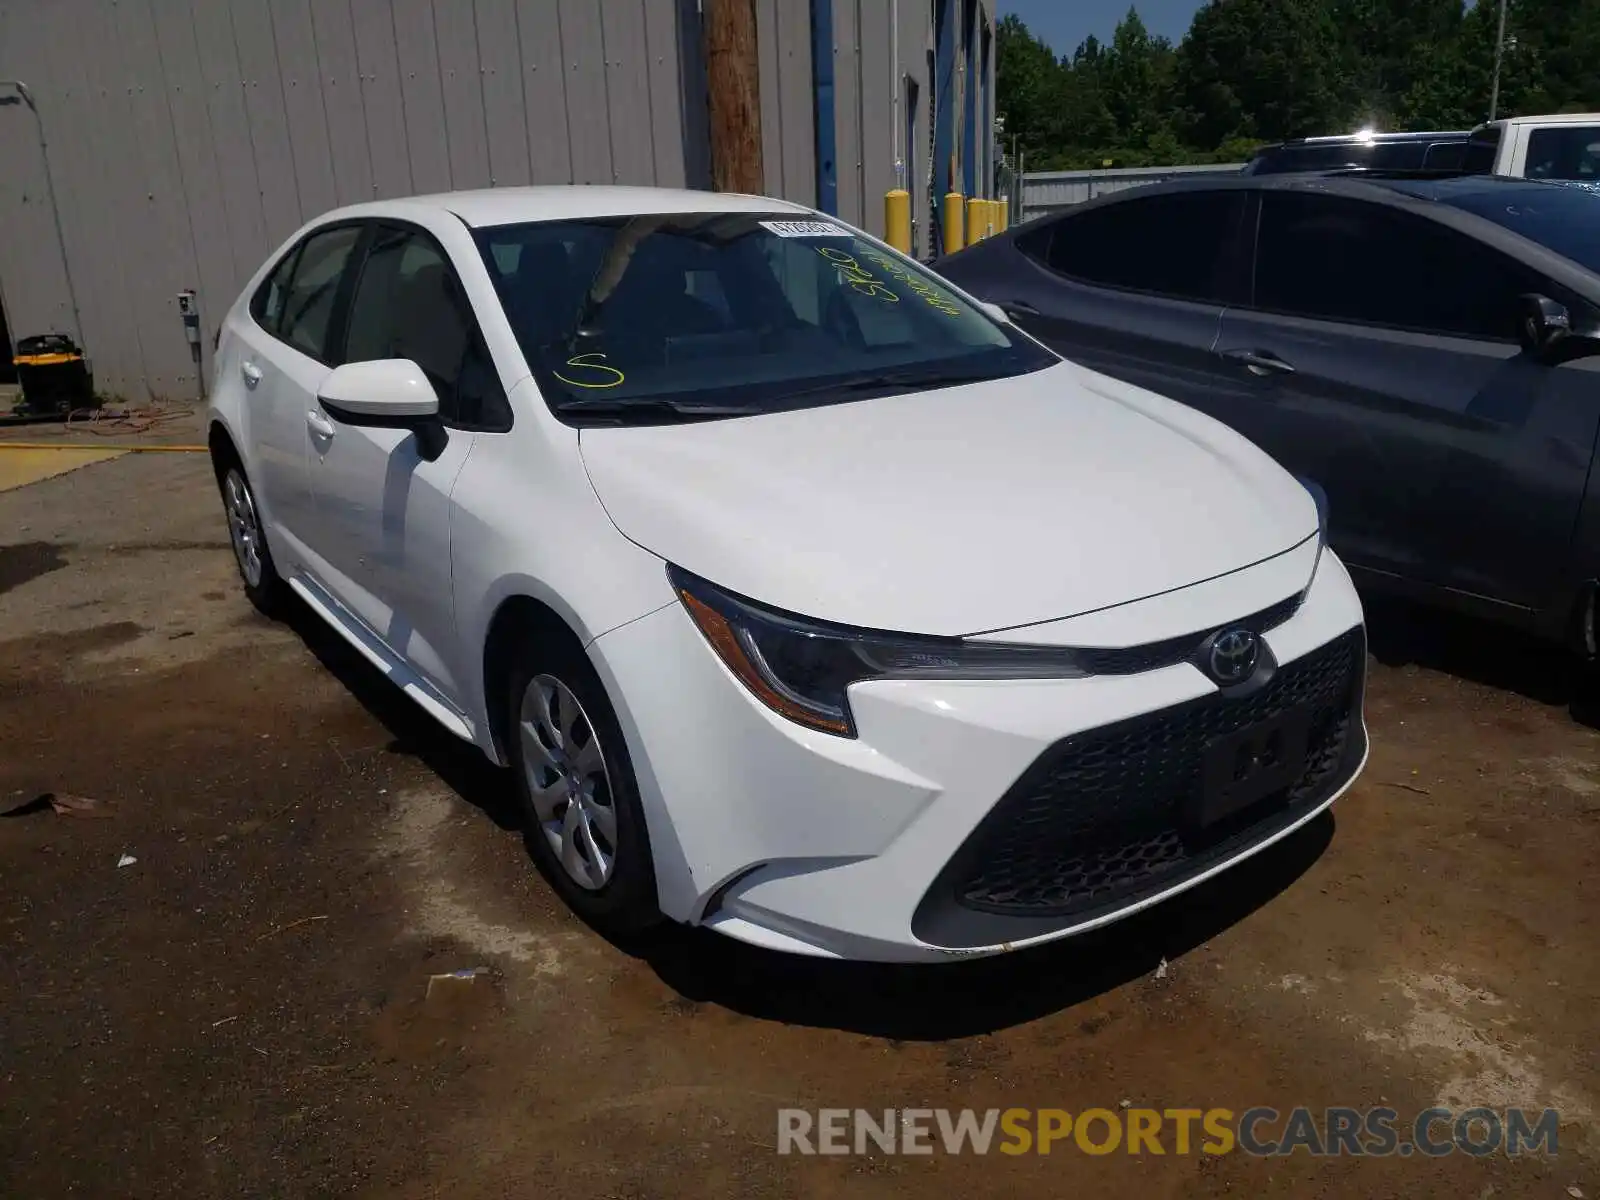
[0,442,207,452]
[0,447,128,492]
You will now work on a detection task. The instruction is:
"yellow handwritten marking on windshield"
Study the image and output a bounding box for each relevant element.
[862,250,962,316]
[552,352,626,389]
[815,246,900,302]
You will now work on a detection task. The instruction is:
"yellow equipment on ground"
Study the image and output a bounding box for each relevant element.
[14,333,93,415]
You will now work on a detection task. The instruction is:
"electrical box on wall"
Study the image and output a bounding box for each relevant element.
[176,290,199,350]
[177,289,204,402]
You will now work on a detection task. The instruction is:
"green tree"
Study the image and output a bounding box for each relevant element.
[1173,0,1351,147]
[994,0,1596,171]
[995,13,1069,164]
[1332,0,1465,127]
[1495,0,1600,115]
[1100,9,1177,149]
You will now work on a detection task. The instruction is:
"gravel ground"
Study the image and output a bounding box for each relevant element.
[0,446,1595,1199]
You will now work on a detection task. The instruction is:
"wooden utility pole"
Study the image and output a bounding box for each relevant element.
[704,0,764,193]
[1489,0,1509,121]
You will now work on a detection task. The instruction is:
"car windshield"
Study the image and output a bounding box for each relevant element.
[1438,184,1600,275]
[473,212,1054,423]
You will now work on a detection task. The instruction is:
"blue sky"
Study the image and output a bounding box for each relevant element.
[1003,0,1205,56]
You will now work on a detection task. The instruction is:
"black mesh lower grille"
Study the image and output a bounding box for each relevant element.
[914,628,1365,943]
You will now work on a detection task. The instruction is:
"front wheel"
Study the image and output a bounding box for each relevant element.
[506,638,663,938]
[219,462,286,615]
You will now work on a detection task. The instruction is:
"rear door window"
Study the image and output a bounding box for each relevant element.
[1422,141,1468,170]
[1034,190,1247,303]
[1252,191,1542,340]
[1368,142,1428,170]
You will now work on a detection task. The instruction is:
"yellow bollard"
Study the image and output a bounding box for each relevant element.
[998,196,1009,232]
[884,189,911,254]
[966,198,983,246]
[941,192,965,254]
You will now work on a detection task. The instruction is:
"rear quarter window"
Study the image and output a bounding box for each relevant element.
[250,248,299,334]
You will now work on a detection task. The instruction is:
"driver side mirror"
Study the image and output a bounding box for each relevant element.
[1518,293,1572,358]
[1517,293,1600,363]
[317,358,448,459]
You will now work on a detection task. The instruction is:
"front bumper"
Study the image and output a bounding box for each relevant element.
[589,550,1368,963]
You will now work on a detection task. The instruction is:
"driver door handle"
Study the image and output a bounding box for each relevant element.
[240,360,263,388]
[999,299,1041,318]
[306,409,336,440]
[1222,348,1296,376]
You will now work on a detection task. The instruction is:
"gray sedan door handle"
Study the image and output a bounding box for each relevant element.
[240,360,263,388]
[306,409,336,440]
[1222,348,1296,376]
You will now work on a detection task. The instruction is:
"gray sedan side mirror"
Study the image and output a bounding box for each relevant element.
[1518,293,1600,364]
[1518,293,1572,357]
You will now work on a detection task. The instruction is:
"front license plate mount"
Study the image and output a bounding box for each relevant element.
[1190,707,1311,830]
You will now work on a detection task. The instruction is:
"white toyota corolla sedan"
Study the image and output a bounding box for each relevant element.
[207,186,1367,962]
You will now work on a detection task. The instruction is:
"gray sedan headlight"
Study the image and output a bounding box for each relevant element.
[670,566,1090,737]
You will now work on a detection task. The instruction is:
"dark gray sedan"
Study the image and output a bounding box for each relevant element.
[936,173,1600,655]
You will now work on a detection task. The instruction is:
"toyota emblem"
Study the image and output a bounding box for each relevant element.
[1208,628,1259,685]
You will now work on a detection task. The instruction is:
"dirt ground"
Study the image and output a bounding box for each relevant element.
[1,434,1597,1199]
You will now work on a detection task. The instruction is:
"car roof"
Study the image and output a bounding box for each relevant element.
[1057,173,1381,200]
[1255,130,1469,152]
[1483,112,1600,129]
[317,185,815,229]
[1014,170,1599,227]
[1010,170,1600,297]
[1064,170,1581,204]
[1356,173,1600,203]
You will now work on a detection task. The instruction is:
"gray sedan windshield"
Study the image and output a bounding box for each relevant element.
[1441,184,1600,275]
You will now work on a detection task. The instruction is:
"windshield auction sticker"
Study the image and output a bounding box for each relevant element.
[759,220,851,238]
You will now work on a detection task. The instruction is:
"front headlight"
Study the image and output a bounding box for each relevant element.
[670,566,1090,737]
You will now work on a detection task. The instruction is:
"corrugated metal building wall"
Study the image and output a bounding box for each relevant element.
[0,0,994,398]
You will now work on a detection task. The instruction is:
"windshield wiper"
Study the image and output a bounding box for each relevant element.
[552,397,755,423]
[763,367,1010,406]
[553,367,1014,423]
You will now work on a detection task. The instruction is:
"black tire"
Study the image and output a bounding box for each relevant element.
[215,457,287,616]
[506,634,663,938]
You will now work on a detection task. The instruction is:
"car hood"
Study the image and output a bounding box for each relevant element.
[577,360,1319,636]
